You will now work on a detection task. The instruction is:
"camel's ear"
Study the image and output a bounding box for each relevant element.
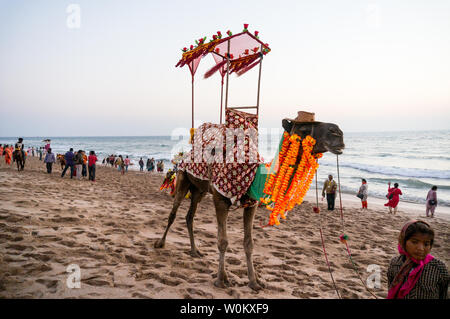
[282,119,293,134]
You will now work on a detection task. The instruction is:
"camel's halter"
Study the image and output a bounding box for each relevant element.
[314,155,379,299]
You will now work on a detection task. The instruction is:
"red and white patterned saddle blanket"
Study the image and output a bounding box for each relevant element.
[179,109,261,203]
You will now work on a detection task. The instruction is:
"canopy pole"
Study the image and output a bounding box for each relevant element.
[220,75,224,124]
[191,61,194,129]
[225,40,231,109]
[256,45,263,120]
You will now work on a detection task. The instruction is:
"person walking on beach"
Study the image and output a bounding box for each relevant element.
[425,186,438,218]
[139,158,144,171]
[74,150,84,180]
[357,179,368,209]
[61,148,75,178]
[82,151,88,178]
[4,145,12,165]
[88,151,98,182]
[44,148,56,174]
[387,220,449,299]
[119,155,125,175]
[385,182,402,214]
[146,158,151,171]
[116,155,123,172]
[322,175,337,211]
[124,156,130,172]
[39,147,43,161]
[150,158,155,172]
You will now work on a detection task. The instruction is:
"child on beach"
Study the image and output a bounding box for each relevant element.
[425,186,438,218]
[385,182,402,214]
[387,220,449,299]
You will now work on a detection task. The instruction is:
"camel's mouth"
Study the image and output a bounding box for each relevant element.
[327,143,345,155]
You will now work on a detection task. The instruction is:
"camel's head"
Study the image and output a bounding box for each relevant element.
[282,119,345,155]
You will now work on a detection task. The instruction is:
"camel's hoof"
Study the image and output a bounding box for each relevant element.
[214,279,228,289]
[248,281,264,291]
[190,249,204,258]
[256,278,266,289]
[154,240,165,249]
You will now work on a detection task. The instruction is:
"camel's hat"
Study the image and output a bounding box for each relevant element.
[284,111,321,124]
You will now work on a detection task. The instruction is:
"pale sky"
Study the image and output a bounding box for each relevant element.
[0,0,449,136]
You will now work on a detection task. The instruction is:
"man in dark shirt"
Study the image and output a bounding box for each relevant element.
[61,148,75,178]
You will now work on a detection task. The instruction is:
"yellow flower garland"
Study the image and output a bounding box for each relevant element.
[261,133,322,226]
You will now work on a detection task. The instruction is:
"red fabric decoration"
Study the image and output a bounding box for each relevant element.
[236,59,261,76]
[204,59,227,79]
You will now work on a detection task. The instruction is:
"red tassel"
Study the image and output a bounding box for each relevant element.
[236,59,260,76]
[204,59,227,79]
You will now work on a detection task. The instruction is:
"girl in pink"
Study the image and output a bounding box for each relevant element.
[384,182,402,214]
[387,220,448,299]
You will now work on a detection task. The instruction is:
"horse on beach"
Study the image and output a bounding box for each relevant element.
[13,150,25,171]
[154,114,345,291]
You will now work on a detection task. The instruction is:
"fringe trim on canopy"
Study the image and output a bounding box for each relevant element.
[204,59,227,79]
[236,59,261,76]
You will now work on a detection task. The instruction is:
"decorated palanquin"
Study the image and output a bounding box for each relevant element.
[178,108,261,204]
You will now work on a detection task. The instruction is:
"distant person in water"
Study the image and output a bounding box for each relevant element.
[425,186,438,218]
[385,182,402,214]
[44,148,56,174]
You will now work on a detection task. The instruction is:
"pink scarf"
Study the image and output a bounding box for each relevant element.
[387,220,434,299]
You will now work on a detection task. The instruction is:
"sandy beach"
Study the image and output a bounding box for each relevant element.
[0,157,448,299]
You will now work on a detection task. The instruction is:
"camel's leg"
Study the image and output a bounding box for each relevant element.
[154,172,190,248]
[213,192,231,288]
[243,205,264,291]
[185,188,206,257]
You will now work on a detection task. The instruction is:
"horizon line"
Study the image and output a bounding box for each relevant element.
[0,128,449,139]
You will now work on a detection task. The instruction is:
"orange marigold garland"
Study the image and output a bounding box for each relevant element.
[261,134,323,226]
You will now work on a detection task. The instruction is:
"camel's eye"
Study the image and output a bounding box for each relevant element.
[329,127,341,136]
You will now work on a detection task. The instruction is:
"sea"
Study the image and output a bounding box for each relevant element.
[1,130,449,207]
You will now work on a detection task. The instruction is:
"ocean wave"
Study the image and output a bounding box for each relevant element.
[320,162,450,179]
[352,177,450,190]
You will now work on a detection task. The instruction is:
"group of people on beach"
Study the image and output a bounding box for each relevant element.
[321,175,439,218]
[58,148,98,181]
[103,154,132,175]
[137,157,164,173]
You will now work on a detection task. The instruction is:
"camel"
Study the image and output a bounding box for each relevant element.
[13,150,25,171]
[154,117,345,291]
